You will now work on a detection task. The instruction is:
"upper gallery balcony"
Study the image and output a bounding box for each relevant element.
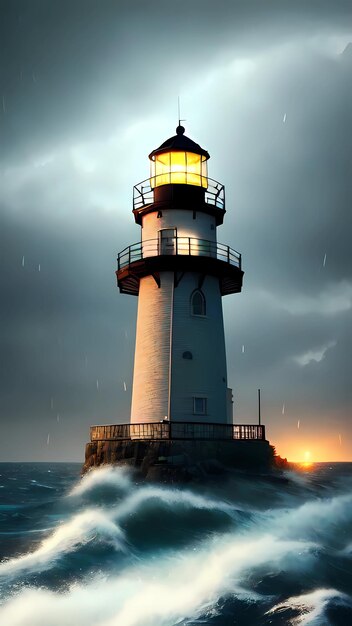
[132,175,226,225]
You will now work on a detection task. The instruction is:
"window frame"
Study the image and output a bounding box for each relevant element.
[193,396,207,415]
[190,289,206,317]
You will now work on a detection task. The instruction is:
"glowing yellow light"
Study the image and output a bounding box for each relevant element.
[150,151,208,189]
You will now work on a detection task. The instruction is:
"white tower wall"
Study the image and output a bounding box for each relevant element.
[142,209,216,244]
[130,272,173,423]
[171,272,228,423]
[130,269,229,424]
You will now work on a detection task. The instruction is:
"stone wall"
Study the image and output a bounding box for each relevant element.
[83,438,275,482]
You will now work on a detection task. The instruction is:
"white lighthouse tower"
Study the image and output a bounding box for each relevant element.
[117,125,243,428]
[85,125,269,475]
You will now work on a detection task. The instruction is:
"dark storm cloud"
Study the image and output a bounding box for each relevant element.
[0,0,351,460]
[0,204,136,460]
[1,0,352,161]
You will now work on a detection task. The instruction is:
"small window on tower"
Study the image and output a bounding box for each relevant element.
[193,397,207,415]
[190,290,206,316]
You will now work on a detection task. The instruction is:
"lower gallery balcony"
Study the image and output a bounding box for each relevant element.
[90,422,266,442]
[116,237,243,296]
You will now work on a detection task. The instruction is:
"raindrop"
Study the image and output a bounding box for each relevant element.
[297,420,300,429]
[46,434,50,445]
[323,253,327,268]
[241,345,245,354]
[282,403,285,415]
[38,264,41,272]
[21,256,25,267]
[50,397,54,410]
[339,433,342,445]
[123,381,127,391]
[283,113,287,123]
[96,379,99,390]
[56,413,60,423]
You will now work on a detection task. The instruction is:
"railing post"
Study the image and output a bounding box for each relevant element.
[227,246,230,264]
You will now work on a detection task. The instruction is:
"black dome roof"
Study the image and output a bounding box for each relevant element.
[149,125,210,160]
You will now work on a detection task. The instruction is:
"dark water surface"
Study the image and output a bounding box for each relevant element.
[0,462,352,625]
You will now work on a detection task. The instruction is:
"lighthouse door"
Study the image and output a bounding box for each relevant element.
[159,228,177,256]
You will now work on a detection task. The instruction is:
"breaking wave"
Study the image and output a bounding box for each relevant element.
[68,465,132,498]
[0,462,351,625]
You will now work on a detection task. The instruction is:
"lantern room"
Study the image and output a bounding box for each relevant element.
[149,125,210,189]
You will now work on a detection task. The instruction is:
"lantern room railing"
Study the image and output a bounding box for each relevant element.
[90,422,266,442]
[117,237,241,272]
[133,175,225,212]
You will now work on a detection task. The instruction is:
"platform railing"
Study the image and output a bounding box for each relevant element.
[133,175,225,212]
[90,422,266,442]
[117,237,241,272]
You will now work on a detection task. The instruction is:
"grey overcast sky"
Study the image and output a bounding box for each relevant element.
[0,0,351,462]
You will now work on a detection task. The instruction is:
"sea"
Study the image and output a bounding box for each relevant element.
[0,462,351,626]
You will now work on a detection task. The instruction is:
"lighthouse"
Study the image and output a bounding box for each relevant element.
[118,125,242,426]
[84,125,271,478]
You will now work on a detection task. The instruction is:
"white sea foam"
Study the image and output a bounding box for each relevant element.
[0,533,312,626]
[110,485,235,523]
[69,465,132,497]
[0,509,125,577]
[267,492,352,541]
[266,588,352,625]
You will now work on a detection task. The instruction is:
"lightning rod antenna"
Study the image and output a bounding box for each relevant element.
[177,96,186,128]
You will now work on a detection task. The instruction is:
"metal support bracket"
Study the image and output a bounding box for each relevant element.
[174,271,185,288]
[151,272,160,288]
[198,274,205,289]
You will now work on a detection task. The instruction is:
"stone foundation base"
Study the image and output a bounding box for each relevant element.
[83,438,276,482]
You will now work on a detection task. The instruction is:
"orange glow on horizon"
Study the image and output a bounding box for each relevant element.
[272,434,351,463]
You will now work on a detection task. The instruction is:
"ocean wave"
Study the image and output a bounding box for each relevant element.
[1,465,352,625]
[266,588,352,625]
[68,465,132,497]
[0,508,125,577]
[267,492,352,548]
[110,485,236,521]
[0,532,313,626]
[0,477,238,579]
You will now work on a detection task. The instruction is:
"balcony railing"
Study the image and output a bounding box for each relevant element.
[133,175,225,212]
[117,237,241,272]
[90,422,266,442]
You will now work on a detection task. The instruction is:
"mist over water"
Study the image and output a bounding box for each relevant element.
[0,463,352,625]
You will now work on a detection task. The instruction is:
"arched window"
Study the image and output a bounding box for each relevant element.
[191,290,206,316]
